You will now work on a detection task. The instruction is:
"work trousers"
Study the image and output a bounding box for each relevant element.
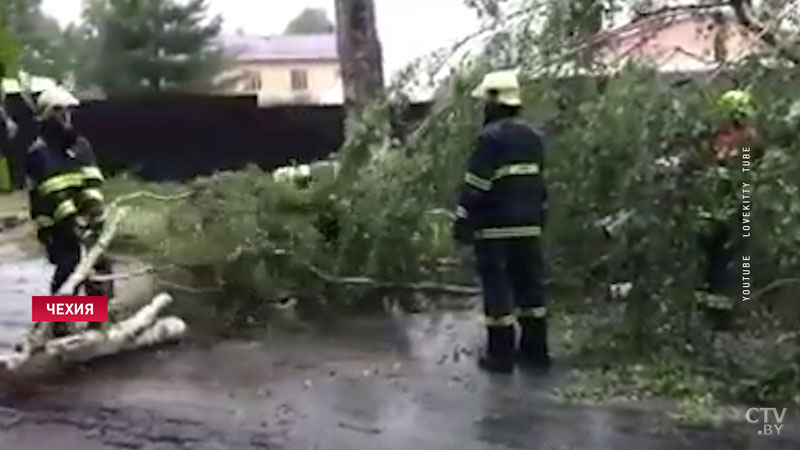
[44,227,114,297]
[474,237,545,322]
[699,219,734,294]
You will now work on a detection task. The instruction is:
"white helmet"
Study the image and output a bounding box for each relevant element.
[36,86,80,121]
[471,69,522,107]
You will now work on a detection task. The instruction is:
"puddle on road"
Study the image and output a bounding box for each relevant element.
[0,244,49,353]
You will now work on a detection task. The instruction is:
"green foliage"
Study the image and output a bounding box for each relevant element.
[107,0,800,408]
[88,0,223,94]
[284,8,335,35]
[0,0,73,80]
[0,19,20,76]
[114,62,800,408]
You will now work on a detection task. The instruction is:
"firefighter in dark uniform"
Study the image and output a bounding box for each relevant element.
[1,66,19,191]
[25,86,114,307]
[454,70,549,373]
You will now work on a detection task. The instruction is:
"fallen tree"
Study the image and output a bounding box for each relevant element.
[34,0,797,412]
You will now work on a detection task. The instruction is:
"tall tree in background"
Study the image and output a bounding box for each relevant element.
[539,0,605,69]
[0,0,73,80]
[0,12,21,76]
[285,8,335,35]
[334,0,384,119]
[91,0,222,94]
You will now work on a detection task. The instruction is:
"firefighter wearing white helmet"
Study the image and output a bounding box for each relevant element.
[25,86,114,337]
[455,69,550,373]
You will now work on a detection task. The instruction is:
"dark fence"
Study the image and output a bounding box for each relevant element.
[2,94,431,188]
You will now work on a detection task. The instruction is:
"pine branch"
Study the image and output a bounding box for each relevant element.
[108,190,193,210]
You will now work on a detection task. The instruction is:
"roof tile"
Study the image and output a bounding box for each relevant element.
[217,33,339,62]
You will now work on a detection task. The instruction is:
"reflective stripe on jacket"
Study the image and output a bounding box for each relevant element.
[457,118,547,239]
[26,137,106,231]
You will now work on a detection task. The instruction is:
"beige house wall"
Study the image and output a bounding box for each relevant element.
[597,16,763,71]
[218,60,341,104]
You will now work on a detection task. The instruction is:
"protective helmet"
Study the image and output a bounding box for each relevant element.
[717,89,755,119]
[36,86,80,121]
[471,69,522,107]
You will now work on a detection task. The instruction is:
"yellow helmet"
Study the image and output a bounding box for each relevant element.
[717,89,755,119]
[36,86,80,121]
[471,69,522,107]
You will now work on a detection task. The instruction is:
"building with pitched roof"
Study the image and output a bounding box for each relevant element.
[590,9,765,74]
[215,33,343,105]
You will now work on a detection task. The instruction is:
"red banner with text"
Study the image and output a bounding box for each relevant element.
[32,296,109,322]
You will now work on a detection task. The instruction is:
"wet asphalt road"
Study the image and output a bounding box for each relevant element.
[0,242,48,354]
[1,241,799,450]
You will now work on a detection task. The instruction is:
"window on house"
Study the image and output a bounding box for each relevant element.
[291,69,308,91]
[245,72,262,91]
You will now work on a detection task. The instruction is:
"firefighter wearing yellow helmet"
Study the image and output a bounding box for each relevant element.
[694,89,758,329]
[712,89,757,160]
[454,69,550,373]
[25,86,114,324]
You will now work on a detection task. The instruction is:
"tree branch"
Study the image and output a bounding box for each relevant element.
[108,190,193,210]
[304,262,481,295]
[729,0,800,65]
[154,276,224,294]
[57,207,128,296]
[635,2,729,20]
[703,3,799,81]
[252,239,481,296]
[752,278,800,301]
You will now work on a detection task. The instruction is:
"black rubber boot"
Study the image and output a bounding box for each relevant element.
[518,317,550,371]
[478,326,515,374]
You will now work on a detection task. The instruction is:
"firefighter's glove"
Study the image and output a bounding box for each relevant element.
[84,223,104,247]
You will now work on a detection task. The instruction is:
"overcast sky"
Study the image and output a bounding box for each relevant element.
[41,0,481,77]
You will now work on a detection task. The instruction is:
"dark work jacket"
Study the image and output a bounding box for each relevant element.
[26,136,106,236]
[457,118,547,239]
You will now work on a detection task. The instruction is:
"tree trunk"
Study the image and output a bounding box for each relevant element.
[334,0,385,116]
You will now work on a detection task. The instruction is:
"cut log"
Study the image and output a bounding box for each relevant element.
[43,293,173,358]
[1,293,185,372]
[15,207,129,356]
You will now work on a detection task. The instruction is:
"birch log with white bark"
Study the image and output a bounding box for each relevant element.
[16,207,129,356]
[2,294,186,372]
[43,294,185,363]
